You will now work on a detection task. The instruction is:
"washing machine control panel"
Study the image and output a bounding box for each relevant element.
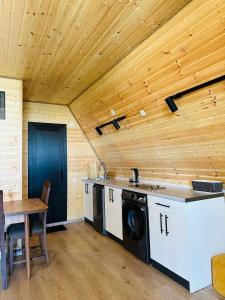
[122,190,147,205]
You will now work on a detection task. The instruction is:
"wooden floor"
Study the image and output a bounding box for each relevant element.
[0,222,223,300]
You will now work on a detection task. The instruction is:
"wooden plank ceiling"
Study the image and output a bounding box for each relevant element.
[70,0,225,184]
[0,0,190,104]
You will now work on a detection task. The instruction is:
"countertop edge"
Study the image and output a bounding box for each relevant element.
[82,179,224,203]
[183,193,225,202]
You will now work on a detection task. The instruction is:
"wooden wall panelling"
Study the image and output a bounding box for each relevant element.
[0,78,23,201]
[23,102,98,220]
[0,0,190,104]
[69,0,225,185]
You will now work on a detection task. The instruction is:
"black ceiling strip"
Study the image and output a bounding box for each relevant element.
[95,115,126,135]
[165,74,225,112]
[174,74,225,99]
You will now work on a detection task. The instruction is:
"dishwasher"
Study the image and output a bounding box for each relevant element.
[93,184,107,235]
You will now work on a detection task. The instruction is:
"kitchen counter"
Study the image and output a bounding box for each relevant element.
[82,178,224,202]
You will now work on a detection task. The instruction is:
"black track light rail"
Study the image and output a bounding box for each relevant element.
[95,115,126,135]
[165,74,225,112]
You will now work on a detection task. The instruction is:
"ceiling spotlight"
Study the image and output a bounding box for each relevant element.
[165,96,178,112]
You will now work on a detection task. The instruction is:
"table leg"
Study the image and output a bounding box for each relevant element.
[24,214,30,279]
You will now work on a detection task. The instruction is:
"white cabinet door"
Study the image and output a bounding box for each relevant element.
[149,207,167,267]
[148,197,188,280]
[163,211,187,279]
[105,186,123,240]
[83,182,94,221]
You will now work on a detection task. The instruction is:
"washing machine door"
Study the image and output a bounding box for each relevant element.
[123,202,145,241]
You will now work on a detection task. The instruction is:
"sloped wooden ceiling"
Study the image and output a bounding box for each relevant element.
[70,0,225,184]
[0,0,190,104]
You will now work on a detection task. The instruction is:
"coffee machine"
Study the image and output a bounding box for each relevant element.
[129,168,139,183]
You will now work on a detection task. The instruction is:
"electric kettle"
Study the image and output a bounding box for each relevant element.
[129,168,139,183]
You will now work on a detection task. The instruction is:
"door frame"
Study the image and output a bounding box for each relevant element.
[28,122,67,223]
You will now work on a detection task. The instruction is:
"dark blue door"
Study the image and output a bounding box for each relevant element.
[28,122,67,224]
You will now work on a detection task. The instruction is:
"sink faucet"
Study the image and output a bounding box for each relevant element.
[99,161,107,179]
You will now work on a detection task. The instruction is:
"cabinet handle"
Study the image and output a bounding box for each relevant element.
[85,183,89,194]
[155,202,170,208]
[165,215,169,236]
[160,213,164,234]
[109,188,114,203]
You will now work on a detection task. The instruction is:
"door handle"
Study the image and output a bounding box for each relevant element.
[165,215,169,236]
[160,213,164,234]
[59,169,63,180]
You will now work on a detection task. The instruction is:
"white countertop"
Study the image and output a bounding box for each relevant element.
[82,178,224,202]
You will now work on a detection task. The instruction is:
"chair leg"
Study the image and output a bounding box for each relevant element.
[39,234,44,255]
[9,237,14,275]
[22,238,25,256]
[42,231,49,265]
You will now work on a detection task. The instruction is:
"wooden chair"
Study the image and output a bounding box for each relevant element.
[7,181,51,275]
[0,191,7,289]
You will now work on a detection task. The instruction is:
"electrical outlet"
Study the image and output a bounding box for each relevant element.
[140,109,146,117]
[111,109,116,116]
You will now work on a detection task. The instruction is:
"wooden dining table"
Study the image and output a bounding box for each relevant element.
[4,198,48,279]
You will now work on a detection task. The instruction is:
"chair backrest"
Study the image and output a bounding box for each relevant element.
[41,181,51,205]
[38,182,51,227]
[0,191,7,289]
[0,191,3,225]
[0,190,5,235]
